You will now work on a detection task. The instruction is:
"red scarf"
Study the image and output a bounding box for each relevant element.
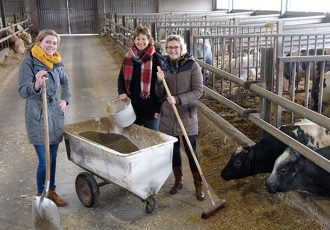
[123,45,155,99]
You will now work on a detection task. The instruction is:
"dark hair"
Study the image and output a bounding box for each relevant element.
[132,26,154,45]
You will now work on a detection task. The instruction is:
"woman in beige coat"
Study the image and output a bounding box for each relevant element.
[156,35,204,201]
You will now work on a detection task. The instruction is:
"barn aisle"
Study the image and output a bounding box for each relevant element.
[0,35,210,229]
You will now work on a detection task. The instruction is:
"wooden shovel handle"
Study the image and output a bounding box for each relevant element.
[161,79,216,205]
[42,81,50,183]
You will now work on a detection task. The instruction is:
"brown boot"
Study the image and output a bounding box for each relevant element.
[48,189,67,207]
[170,166,183,195]
[192,172,205,201]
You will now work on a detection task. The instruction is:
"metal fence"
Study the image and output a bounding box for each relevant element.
[104,14,330,176]
[0,19,32,53]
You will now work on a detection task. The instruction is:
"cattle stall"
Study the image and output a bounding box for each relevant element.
[105,13,330,120]
[0,19,32,57]
[105,13,330,92]
[109,12,330,41]
[105,13,330,221]
[112,11,254,31]
[192,32,330,114]
[197,59,330,175]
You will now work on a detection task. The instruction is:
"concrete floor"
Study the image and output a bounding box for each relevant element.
[0,36,220,230]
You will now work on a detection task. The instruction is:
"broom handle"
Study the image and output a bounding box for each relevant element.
[162,79,216,206]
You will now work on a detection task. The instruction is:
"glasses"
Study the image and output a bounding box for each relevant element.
[166,46,180,51]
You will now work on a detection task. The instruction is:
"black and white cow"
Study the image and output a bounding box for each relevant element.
[220,119,330,181]
[283,48,330,93]
[311,71,330,111]
[283,48,330,111]
[265,146,330,197]
[283,52,305,91]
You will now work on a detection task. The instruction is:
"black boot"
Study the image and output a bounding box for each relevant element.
[170,166,183,195]
[192,172,205,201]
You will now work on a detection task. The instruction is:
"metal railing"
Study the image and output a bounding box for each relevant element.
[104,17,330,176]
[197,60,330,174]
[0,19,32,46]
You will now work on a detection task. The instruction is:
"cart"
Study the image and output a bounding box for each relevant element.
[64,116,177,213]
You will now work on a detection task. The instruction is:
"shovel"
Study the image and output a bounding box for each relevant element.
[160,76,225,219]
[32,79,62,229]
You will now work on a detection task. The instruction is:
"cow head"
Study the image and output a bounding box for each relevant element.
[220,144,254,180]
[322,71,330,106]
[265,148,303,194]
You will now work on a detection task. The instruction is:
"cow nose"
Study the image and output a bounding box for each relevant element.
[265,180,277,194]
[220,170,230,181]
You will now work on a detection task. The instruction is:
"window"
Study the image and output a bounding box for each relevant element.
[215,0,330,13]
[287,0,330,12]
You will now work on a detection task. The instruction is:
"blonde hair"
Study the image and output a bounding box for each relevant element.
[132,25,154,45]
[165,34,187,55]
[35,29,61,46]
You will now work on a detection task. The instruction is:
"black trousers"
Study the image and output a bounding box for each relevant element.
[172,135,199,173]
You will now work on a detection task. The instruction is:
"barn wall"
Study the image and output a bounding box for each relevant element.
[23,0,214,33]
[1,0,25,25]
[158,0,212,12]
[24,0,38,32]
[103,0,158,14]
[37,0,68,34]
[31,0,98,34]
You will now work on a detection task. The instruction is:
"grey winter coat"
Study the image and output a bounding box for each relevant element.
[18,52,71,145]
[155,53,203,136]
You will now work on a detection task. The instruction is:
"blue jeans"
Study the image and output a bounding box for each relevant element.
[34,144,59,194]
[135,118,160,131]
[172,135,200,173]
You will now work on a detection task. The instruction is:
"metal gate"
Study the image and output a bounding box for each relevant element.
[37,0,98,34]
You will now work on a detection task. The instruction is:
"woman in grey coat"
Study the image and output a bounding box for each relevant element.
[156,35,204,201]
[18,29,71,207]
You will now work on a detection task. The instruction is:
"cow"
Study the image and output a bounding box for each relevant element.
[311,71,330,111]
[224,55,257,81]
[283,52,305,92]
[265,146,330,197]
[220,119,330,181]
[194,29,213,85]
[196,40,212,85]
[283,48,330,86]
[6,25,26,54]
[17,24,32,44]
[283,48,330,111]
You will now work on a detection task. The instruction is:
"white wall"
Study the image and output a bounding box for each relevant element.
[233,0,281,11]
[159,0,212,12]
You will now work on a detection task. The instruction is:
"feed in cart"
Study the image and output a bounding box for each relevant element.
[79,131,139,153]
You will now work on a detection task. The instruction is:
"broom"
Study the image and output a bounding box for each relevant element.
[159,70,225,219]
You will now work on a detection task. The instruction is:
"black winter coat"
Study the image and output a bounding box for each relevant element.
[118,51,165,123]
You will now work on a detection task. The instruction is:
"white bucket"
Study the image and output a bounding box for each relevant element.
[106,98,136,128]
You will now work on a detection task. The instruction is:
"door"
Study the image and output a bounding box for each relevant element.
[37,0,98,34]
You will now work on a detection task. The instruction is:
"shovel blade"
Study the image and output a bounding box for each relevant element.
[32,196,62,230]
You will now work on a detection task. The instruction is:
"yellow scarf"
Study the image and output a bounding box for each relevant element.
[31,44,61,70]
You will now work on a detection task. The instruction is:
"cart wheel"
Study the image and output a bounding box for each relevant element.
[75,172,100,208]
[145,196,156,214]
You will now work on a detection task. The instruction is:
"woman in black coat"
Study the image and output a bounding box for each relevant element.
[118,26,164,130]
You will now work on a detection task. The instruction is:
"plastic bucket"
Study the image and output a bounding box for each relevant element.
[106,98,136,128]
